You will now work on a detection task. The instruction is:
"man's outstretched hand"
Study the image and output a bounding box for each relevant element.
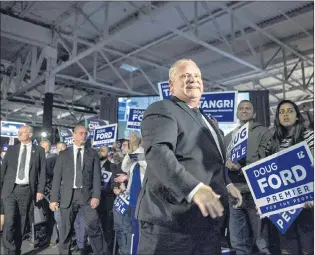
[192,185,224,218]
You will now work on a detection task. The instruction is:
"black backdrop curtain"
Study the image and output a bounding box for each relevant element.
[99,95,118,124]
[249,90,270,127]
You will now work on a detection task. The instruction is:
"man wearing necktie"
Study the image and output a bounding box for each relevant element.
[50,125,108,255]
[0,125,46,255]
[136,59,242,255]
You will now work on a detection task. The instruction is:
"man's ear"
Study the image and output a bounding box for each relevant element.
[253,112,256,119]
[169,79,174,95]
[29,133,33,138]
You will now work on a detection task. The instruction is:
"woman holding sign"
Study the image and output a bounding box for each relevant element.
[265,100,314,255]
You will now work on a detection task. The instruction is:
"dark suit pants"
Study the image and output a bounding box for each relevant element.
[138,221,222,255]
[59,189,108,255]
[98,193,115,253]
[3,184,32,255]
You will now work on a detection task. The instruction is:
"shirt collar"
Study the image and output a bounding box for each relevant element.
[73,144,85,151]
[21,142,32,147]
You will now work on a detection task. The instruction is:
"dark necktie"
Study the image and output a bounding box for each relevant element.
[18,145,27,180]
[75,148,82,188]
[192,108,209,128]
[192,108,225,160]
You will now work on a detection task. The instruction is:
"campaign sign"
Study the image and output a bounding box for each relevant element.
[101,169,112,190]
[127,108,146,131]
[158,81,171,100]
[58,127,73,147]
[200,91,237,123]
[114,191,130,216]
[118,101,127,121]
[0,121,26,137]
[93,124,117,148]
[242,141,314,217]
[86,118,109,138]
[227,122,249,163]
[268,208,302,234]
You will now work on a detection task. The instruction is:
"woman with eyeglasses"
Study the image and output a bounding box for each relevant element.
[264,100,314,255]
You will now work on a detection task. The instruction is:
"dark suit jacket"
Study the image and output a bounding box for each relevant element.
[46,155,57,177]
[50,146,101,208]
[0,143,46,201]
[136,97,230,230]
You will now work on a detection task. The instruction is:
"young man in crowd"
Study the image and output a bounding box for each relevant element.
[224,100,272,255]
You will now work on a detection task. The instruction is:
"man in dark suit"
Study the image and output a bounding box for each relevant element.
[0,125,46,255]
[136,59,243,255]
[49,125,108,255]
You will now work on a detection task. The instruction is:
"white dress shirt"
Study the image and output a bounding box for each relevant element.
[73,144,84,189]
[15,142,32,185]
[186,105,226,203]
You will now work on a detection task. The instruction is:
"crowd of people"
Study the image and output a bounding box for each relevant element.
[0,58,313,255]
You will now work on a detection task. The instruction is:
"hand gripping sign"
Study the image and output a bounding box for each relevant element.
[127,108,146,131]
[92,124,117,148]
[227,122,249,163]
[242,141,314,218]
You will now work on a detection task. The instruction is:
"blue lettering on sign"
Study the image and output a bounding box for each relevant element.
[93,124,117,148]
[127,108,146,131]
[101,170,112,190]
[200,92,237,123]
[268,208,302,234]
[242,141,314,218]
[228,122,249,163]
[114,191,130,216]
[158,82,171,100]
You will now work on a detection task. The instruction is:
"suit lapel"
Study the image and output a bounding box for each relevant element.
[201,109,226,160]
[69,147,75,173]
[13,144,21,171]
[83,147,89,171]
[172,97,225,161]
[29,144,36,171]
[172,99,220,151]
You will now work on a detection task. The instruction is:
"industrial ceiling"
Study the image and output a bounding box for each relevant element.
[0,1,314,127]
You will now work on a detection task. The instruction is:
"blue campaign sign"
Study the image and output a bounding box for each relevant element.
[268,208,302,234]
[200,91,237,123]
[58,127,73,147]
[127,108,146,131]
[157,81,171,100]
[114,191,130,216]
[101,170,112,190]
[242,141,314,217]
[86,118,109,138]
[227,122,249,163]
[92,124,117,148]
[1,121,26,137]
[118,101,127,121]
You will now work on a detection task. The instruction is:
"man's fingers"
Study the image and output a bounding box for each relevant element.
[197,203,209,217]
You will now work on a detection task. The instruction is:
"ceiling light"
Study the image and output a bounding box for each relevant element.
[120,64,138,72]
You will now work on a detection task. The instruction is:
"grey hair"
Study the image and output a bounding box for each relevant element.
[169,59,197,82]
[24,125,33,134]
